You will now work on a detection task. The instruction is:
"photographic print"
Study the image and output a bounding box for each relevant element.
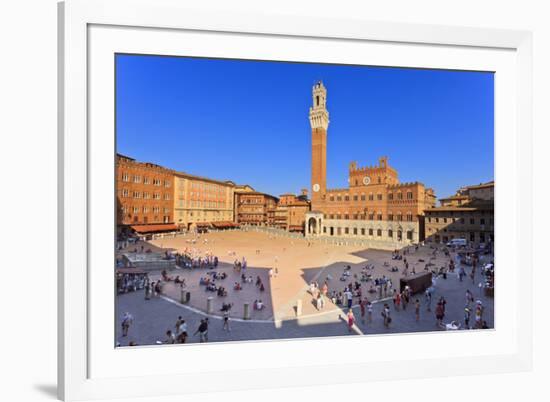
[115,55,494,347]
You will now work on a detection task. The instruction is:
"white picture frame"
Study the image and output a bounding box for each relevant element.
[58,0,533,400]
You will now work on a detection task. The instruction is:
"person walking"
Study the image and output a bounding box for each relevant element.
[345,289,353,309]
[464,307,471,329]
[435,302,445,328]
[360,298,367,323]
[425,289,432,312]
[382,304,391,328]
[194,319,209,342]
[367,301,373,323]
[347,309,355,332]
[223,310,231,332]
[121,312,134,337]
[401,290,408,311]
[415,299,420,321]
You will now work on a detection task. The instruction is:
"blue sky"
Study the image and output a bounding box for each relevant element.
[116,54,494,199]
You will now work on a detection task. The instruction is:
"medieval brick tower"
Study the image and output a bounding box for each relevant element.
[309,81,329,209]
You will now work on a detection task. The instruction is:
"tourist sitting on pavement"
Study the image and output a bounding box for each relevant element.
[368,285,376,294]
[161,270,172,281]
[254,300,265,310]
[217,286,227,297]
[165,330,176,344]
[246,275,253,284]
[206,282,217,292]
[259,283,265,292]
[234,282,242,291]
[220,302,233,312]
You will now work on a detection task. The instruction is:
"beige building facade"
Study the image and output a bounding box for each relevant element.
[425,181,494,247]
[174,172,236,230]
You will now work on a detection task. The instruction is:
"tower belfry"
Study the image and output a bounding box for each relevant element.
[309,81,329,208]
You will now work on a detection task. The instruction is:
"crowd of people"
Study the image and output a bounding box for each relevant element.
[175,249,219,269]
[117,237,493,346]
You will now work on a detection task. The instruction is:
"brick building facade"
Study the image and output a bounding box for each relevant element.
[274,191,311,232]
[234,192,279,226]
[305,82,436,248]
[116,154,176,233]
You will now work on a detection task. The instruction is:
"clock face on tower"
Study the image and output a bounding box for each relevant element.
[363,176,371,185]
[313,183,320,192]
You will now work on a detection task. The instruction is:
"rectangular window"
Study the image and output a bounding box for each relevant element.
[377,229,382,237]
[344,214,349,220]
[470,232,476,242]
[353,195,358,201]
[353,228,358,235]
[344,195,349,201]
[361,228,365,235]
[407,231,413,240]
[388,193,393,200]
[361,195,366,201]
[480,218,485,225]
[377,194,382,201]
[330,196,334,202]
[344,227,349,234]
[470,218,475,224]
[353,214,358,220]
[443,218,448,223]
[407,192,413,200]
[133,175,141,183]
[337,196,342,202]
[397,193,403,200]
[388,229,393,238]
[368,194,374,201]
[388,214,393,221]
[377,213,382,220]
[369,228,373,236]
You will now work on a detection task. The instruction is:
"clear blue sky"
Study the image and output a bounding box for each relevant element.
[116,54,494,199]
